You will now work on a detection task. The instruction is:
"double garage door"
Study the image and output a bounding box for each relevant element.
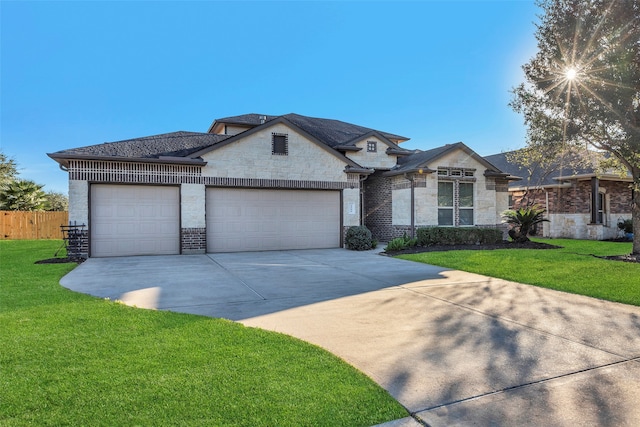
[206,188,340,253]
[90,185,340,256]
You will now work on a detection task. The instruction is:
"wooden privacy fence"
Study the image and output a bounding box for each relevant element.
[1,211,69,240]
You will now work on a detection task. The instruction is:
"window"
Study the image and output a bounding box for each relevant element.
[437,169,448,176]
[458,183,474,225]
[272,133,288,155]
[437,181,474,226]
[367,141,377,152]
[438,182,454,226]
[597,192,605,224]
[450,170,462,177]
[464,170,475,177]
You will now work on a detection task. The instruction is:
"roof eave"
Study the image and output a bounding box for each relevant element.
[386,147,413,156]
[47,152,207,167]
[335,145,363,152]
[345,166,375,175]
[383,167,436,177]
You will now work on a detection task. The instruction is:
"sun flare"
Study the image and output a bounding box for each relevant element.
[565,67,578,80]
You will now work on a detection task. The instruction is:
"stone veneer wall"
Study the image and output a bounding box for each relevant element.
[364,172,394,242]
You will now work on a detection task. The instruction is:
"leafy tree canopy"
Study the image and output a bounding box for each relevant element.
[0,179,47,211]
[44,191,69,211]
[0,150,18,185]
[511,0,640,253]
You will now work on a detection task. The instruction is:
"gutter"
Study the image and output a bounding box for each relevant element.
[47,153,208,168]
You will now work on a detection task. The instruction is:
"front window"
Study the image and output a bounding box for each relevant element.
[367,141,377,152]
[438,182,454,226]
[437,181,474,226]
[458,183,474,225]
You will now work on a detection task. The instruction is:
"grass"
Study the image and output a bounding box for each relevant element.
[397,238,640,306]
[0,240,407,426]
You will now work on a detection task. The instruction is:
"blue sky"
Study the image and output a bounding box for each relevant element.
[1,1,540,194]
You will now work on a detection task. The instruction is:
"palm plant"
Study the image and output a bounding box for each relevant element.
[0,179,47,211]
[502,206,549,243]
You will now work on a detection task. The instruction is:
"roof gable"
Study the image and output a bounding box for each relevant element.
[191,117,365,170]
[387,142,503,176]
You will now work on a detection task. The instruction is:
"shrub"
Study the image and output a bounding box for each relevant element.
[385,237,408,251]
[345,226,373,250]
[502,206,549,242]
[618,219,633,234]
[416,227,503,246]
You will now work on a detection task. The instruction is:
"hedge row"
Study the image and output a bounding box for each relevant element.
[416,227,503,246]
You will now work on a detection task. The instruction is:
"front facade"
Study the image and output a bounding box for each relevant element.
[49,113,512,257]
[486,151,634,240]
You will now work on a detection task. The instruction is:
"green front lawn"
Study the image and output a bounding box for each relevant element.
[397,239,640,306]
[0,240,407,426]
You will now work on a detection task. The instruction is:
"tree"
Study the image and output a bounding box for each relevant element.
[44,191,69,211]
[0,179,47,211]
[511,0,640,254]
[502,206,550,243]
[0,150,18,186]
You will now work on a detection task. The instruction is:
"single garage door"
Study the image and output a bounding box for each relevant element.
[206,188,340,252]
[91,184,180,257]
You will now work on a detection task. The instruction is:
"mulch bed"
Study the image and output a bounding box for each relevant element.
[597,254,640,263]
[35,257,85,265]
[384,240,640,264]
[383,240,562,256]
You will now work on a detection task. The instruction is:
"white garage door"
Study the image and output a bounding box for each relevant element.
[206,188,340,253]
[91,185,180,257]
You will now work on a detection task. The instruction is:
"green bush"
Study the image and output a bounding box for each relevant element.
[345,226,373,250]
[416,227,503,246]
[618,219,633,234]
[385,237,407,251]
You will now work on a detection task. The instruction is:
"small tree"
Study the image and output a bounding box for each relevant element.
[0,179,47,211]
[44,191,69,211]
[0,150,18,186]
[502,206,549,243]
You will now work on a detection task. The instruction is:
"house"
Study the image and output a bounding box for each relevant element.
[485,150,634,240]
[48,113,513,258]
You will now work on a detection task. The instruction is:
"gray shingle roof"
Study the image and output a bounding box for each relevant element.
[484,150,603,187]
[395,145,454,171]
[387,142,506,176]
[49,113,410,165]
[49,131,231,161]
[213,113,410,147]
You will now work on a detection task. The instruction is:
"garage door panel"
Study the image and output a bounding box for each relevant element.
[91,185,180,257]
[206,188,340,253]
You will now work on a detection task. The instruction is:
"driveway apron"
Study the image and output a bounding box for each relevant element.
[60,249,640,426]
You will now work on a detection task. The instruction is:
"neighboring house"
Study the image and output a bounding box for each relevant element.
[48,113,513,258]
[485,151,634,240]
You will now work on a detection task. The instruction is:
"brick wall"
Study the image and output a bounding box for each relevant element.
[604,181,633,214]
[512,180,632,214]
[181,228,206,254]
[364,172,393,241]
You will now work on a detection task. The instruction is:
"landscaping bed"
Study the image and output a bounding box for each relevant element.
[384,240,561,255]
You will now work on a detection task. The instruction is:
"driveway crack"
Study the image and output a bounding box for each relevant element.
[205,255,267,300]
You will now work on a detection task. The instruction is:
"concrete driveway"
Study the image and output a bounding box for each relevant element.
[60,249,640,426]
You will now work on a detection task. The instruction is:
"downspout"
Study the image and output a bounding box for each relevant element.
[404,173,415,239]
[590,177,600,224]
[360,175,369,226]
[544,189,549,237]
